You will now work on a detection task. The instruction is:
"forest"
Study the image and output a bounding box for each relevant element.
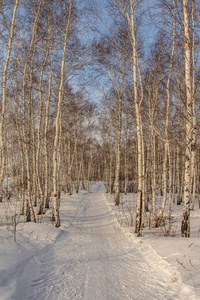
[0,0,200,238]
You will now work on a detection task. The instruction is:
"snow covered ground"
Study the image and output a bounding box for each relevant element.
[0,182,199,299]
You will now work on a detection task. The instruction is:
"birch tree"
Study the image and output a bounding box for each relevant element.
[181,0,193,237]
[144,41,163,227]
[157,1,176,228]
[94,29,131,205]
[190,0,197,211]
[0,0,19,202]
[21,0,47,222]
[110,0,144,235]
[52,0,73,227]
[36,1,56,214]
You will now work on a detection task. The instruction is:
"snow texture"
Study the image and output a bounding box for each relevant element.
[0,182,199,299]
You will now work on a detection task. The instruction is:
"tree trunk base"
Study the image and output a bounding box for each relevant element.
[181,211,190,237]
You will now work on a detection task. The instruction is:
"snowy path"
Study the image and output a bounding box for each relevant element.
[26,183,177,300]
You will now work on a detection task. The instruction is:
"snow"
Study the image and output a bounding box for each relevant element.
[0,182,199,299]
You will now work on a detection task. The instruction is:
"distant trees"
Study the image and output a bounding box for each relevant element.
[93,0,145,235]
[0,0,199,234]
[0,0,96,227]
[91,0,200,237]
[93,28,131,205]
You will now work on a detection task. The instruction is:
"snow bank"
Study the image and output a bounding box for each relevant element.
[103,191,200,300]
[0,223,60,300]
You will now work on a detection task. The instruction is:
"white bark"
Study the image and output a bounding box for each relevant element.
[181,0,192,237]
[124,123,128,195]
[29,46,37,207]
[114,98,122,205]
[36,28,52,214]
[123,0,143,235]
[146,61,161,227]
[22,0,45,222]
[151,130,156,227]
[44,62,53,208]
[52,0,73,227]
[109,150,113,194]
[157,1,176,228]
[66,133,74,195]
[167,147,173,234]
[74,129,80,193]
[191,1,197,211]
[172,150,176,204]
[16,115,25,215]
[0,0,19,202]
[176,144,181,205]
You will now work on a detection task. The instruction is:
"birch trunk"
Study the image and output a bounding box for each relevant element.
[124,126,128,195]
[181,0,192,237]
[22,98,36,222]
[44,47,54,208]
[114,98,122,206]
[157,1,176,227]
[80,149,86,190]
[21,1,45,222]
[147,63,160,226]
[36,38,51,214]
[191,1,197,211]
[109,151,114,194]
[0,0,19,202]
[67,134,73,195]
[180,154,184,204]
[151,131,157,227]
[29,48,37,207]
[57,119,62,204]
[16,118,25,215]
[157,141,168,228]
[172,150,176,204]
[105,157,109,193]
[176,145,181,205]
[52,0,73,227]
[74,130,79,193]
[167,147,173,234]
[13,64,25,213]
[146,143,150,212]
[191,161,196,211]
[140,114,145,228]
[127,0,143,235]
[137,51,145,229]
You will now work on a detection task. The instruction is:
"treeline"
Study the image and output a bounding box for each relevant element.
[0,0,199,236]
[91,0,200,237]
[0,0,97,226]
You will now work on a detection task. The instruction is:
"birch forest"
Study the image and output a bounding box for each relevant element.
[0,0,200,237]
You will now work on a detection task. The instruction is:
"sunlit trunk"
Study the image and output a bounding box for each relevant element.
[157,1,176,228]
[181,0,192,237]
[52,0,73,227]
[0,0,19,202]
